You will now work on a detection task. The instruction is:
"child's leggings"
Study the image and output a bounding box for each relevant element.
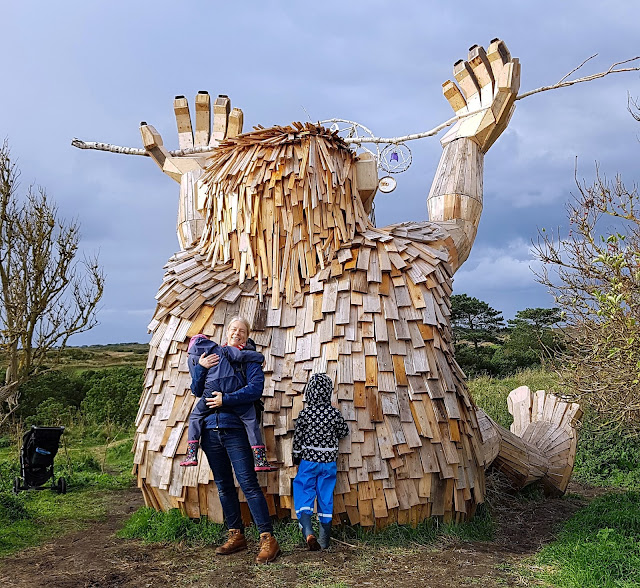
[187,397,264,447]
[293,460,337,524]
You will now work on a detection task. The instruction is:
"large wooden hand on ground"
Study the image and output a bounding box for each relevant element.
[140,93,243,249]
[426,39,520,271]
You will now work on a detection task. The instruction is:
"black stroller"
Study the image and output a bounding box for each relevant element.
[13,426,67,494]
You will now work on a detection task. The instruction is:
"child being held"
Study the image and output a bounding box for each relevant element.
[292,373,349,550]
[181,333,277,472]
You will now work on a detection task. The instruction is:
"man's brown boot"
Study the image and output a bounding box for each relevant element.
[255,532,280,564]
[215,529,247,555]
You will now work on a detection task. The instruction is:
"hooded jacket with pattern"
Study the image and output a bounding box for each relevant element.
[292,373,349,463]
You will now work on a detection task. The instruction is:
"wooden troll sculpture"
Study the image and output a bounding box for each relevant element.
[133,39,581,526]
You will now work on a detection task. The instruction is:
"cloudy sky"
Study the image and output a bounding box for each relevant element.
[3,1,639,344]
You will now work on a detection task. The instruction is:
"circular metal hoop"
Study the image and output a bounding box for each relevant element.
[379,143,412,173]
[319,119,380,160]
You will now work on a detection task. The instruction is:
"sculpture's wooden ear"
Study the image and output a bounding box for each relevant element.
[354,152,378,214]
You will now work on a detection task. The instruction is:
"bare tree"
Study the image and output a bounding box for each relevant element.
[533,125,640,433]
[0,141,104,418]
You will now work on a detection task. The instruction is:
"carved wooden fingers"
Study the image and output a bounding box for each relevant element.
[139,92,244,182]
[441,39,520,152]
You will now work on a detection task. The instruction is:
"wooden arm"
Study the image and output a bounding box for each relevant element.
[427,138,483,270]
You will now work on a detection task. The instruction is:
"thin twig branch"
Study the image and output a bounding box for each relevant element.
[557,53,598,84]
[71,139,147,156]
[71,55,640,154]
[71,139,217,157]
[517,58,640,100]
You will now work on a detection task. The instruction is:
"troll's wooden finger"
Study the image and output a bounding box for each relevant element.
[140,123,178,180]
[468,45,495,105]
[454,59,481,111]
[227,107,244,138]
[484,103,516,152]
[484,59,520,151]
[487,38,511,82]
[491,60,521,123]
[174,96,194,150]
[212,95,231,143]
[442,80,467,115]
[195,91,211,147]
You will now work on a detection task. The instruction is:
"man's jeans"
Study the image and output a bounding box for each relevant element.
[200,427,273,534]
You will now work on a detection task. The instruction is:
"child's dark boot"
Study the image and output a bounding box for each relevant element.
[252,445,278,471]
[318,522,332,549]
[298,512,320,550]
[180,441,199,467]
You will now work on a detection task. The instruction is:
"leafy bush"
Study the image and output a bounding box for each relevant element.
[15,370,89,421]
[61,348,94,361]
[573,411,640,490]
[24,398,79,428]
[80,367,143,427]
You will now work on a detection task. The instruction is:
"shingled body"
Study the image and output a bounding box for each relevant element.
[132,40,581,526]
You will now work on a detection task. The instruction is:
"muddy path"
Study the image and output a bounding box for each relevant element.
[0,482,599,587]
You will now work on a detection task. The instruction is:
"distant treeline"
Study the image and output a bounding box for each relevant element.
[451,294,563,378]
[6,367,143,429]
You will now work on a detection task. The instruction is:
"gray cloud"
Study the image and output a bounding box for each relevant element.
[2,1,639,343]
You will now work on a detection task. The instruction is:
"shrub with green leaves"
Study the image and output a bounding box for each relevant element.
[16,370,88,421]
[573,411,640,490]
[25,397,79,428]
[80,367,143,426]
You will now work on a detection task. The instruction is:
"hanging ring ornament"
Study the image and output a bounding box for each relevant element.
[319,119,380,160]
[379,143,412,173]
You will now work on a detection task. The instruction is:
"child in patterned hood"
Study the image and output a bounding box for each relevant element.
[292,373,349,550]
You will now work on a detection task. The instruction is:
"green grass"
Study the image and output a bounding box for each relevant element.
[119,501,495,551]
[534,491,640,587]
[468,367,559,428]
[0,431,135,556]
[469,369,640,587]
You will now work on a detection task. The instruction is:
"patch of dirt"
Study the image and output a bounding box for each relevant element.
[0,480,601,587]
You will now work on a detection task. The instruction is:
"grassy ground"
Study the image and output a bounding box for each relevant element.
[534,491,640,587]
[470,368,640,588]
[118,501,495,552]
[0,365,638,587]
[0,431,135,556]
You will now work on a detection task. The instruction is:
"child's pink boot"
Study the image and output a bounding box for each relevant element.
[180,441,199,467]
[252,445,278,471]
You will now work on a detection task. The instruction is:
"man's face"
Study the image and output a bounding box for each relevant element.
[227,320,248,347]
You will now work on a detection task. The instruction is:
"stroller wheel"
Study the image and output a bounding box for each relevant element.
[13,477,21,494]
[57,477,67,495]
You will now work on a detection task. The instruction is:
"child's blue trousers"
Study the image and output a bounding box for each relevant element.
[293,460,337,524]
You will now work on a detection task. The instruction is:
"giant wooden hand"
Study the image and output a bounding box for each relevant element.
[140,93,244,249]
[426,39,520,271]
